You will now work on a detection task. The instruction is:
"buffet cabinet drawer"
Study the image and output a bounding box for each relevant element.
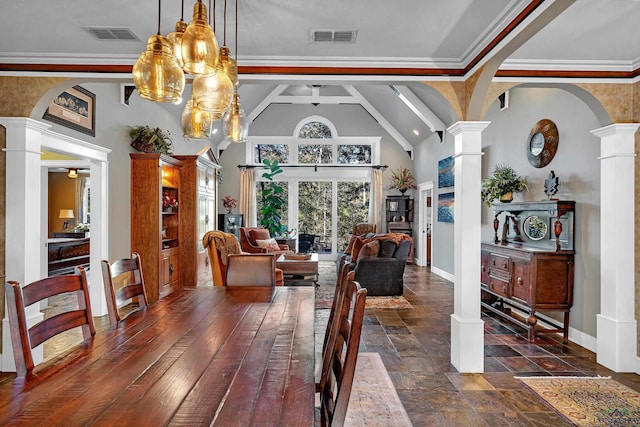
[488,277,510,298]
[490,253,510,273]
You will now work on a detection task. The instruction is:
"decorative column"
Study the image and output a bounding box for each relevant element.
[448,121,489,373]
[1,118,50,372]
[592,123,639,372]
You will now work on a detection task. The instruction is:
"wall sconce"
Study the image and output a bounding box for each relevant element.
[59,209,75,231]
[67,168,78,179]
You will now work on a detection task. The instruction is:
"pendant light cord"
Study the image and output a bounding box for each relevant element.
[235,0,238,62]
[180,0,184,20]
[157,0,162,35]
[223,0,227,45]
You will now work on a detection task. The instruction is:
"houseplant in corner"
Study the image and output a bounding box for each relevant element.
[259,158,287,238]
[481,164,528,206]
[129,125,174,155]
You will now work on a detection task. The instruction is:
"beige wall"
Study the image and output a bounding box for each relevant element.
[48,172,77,235]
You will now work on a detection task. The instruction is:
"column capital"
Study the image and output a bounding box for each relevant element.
[447,121,491,136]
[590,123,639,138]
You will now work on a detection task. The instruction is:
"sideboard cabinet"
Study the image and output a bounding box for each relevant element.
[481,200,575,343]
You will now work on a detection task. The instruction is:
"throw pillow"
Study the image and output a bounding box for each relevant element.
[249,229,270,244]
[379,239,397,257]
[256,238,280,251]
[350,237,368,261]
[345,234,358,254]
[357,240,380,261]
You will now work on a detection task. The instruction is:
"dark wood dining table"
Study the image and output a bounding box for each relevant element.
[0,286,315,426]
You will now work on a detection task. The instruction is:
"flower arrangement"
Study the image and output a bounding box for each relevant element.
[162,191,178,210]
[74,223,90,232]
[222,196,237,213]
[388,167,417,193]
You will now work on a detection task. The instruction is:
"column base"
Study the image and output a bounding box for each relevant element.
[596,314,637,372]
[451,314,484,373]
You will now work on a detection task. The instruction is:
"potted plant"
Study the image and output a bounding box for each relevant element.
[259,158,287,238]
[129,125,174,155]
[481,164,528,206]
[388,167,417,194]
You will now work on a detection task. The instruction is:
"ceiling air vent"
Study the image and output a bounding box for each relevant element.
[310,30,357,43]
[82,27,140,41]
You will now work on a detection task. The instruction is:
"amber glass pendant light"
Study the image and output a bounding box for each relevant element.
[132,0,185,103]
[223,0,247,143]
[191,0,233,116]
[181,0,219,75]
[182,97,213,139]
[223,93,248,143]
[167,0,187,68]
[218,0,237,86]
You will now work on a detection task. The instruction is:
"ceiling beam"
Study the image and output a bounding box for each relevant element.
[345,85,413,156]
[389,85,445,133]
[246,84,289,123]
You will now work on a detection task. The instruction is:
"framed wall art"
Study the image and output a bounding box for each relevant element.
[43,85,96,137]
[437,192,454,223]
[438,156,454,188]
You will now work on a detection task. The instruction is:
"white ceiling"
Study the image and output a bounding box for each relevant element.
[1,0,638,148]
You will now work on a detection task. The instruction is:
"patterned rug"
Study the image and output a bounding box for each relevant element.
[315,261,412,309]
[346,352,413,426]
[517,376,640,426]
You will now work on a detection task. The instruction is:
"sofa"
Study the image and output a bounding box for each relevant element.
[341,233,413,296]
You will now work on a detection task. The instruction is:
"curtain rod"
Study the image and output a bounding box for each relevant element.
[238,164,388,170]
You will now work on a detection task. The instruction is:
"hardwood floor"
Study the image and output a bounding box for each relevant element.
[2,262,640,426]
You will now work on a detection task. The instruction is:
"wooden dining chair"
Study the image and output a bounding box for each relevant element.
[319,277,367,427]
[101,252,148,325]
[225,253,277,287]
[316,254,350,390]
[4,266,96,377]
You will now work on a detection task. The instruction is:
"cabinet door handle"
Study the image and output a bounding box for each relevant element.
[169,264,174,275]
[517,277,523,286]
[205,257,209,266]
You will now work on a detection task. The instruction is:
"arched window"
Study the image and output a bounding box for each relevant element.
[298,121,332,139]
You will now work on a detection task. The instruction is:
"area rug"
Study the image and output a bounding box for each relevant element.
[315,261,412,310]
[347,352,413,426]
[517,376,640,426]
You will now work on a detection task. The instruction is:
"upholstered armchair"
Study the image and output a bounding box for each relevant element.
[202,230,284,286]
[352,222,376,236]
[239,227,292,257]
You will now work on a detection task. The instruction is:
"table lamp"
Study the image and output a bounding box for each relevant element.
[59,209,74,231]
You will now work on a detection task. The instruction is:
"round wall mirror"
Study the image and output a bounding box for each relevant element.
[523,215,548,241]
[526,119,559,168]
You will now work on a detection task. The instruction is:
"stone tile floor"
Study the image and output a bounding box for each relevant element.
[3,262,640,426]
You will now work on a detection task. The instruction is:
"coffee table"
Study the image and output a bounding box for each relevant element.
[276,253,319,286]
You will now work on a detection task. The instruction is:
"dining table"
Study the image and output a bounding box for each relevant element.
[0,285,315,426]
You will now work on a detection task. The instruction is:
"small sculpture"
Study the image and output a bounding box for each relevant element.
[544,171,559,200]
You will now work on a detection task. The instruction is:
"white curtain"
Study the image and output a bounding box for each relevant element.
[369,168,383,231]
[239,168,256,226]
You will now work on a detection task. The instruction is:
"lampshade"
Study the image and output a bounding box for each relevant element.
[67,168,78,179]
[182,97,214,139]
[181,0,219,76]
[59,209,74,219]
[218,46,237,87]
[192,65,233,118]
[223,93,248,143]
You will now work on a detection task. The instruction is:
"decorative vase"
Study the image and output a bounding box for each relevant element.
[499,192,513,203]
[399,188,407,195]
[164,206,174,213]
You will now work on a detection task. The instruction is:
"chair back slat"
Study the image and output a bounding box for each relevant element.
[21,274,84,307]
[29,310,92,348]
[101,252,148,325]
[4,266,95,376]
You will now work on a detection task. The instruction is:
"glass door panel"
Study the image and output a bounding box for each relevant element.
[298,181,332,254]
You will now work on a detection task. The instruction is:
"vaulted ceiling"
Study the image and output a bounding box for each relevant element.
[1,0,638,150]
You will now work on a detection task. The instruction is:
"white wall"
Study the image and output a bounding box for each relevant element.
[482,86,601,337]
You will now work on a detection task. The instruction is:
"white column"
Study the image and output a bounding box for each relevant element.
[1,118,50,372]
[89,159,109,316]
[592,123,639,372]
[448,121,489,373]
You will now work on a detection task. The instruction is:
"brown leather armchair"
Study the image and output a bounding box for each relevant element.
[239,227,291,257]
[202,230,284,286]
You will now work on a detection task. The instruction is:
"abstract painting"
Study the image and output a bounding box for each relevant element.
[437,192,454,223]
